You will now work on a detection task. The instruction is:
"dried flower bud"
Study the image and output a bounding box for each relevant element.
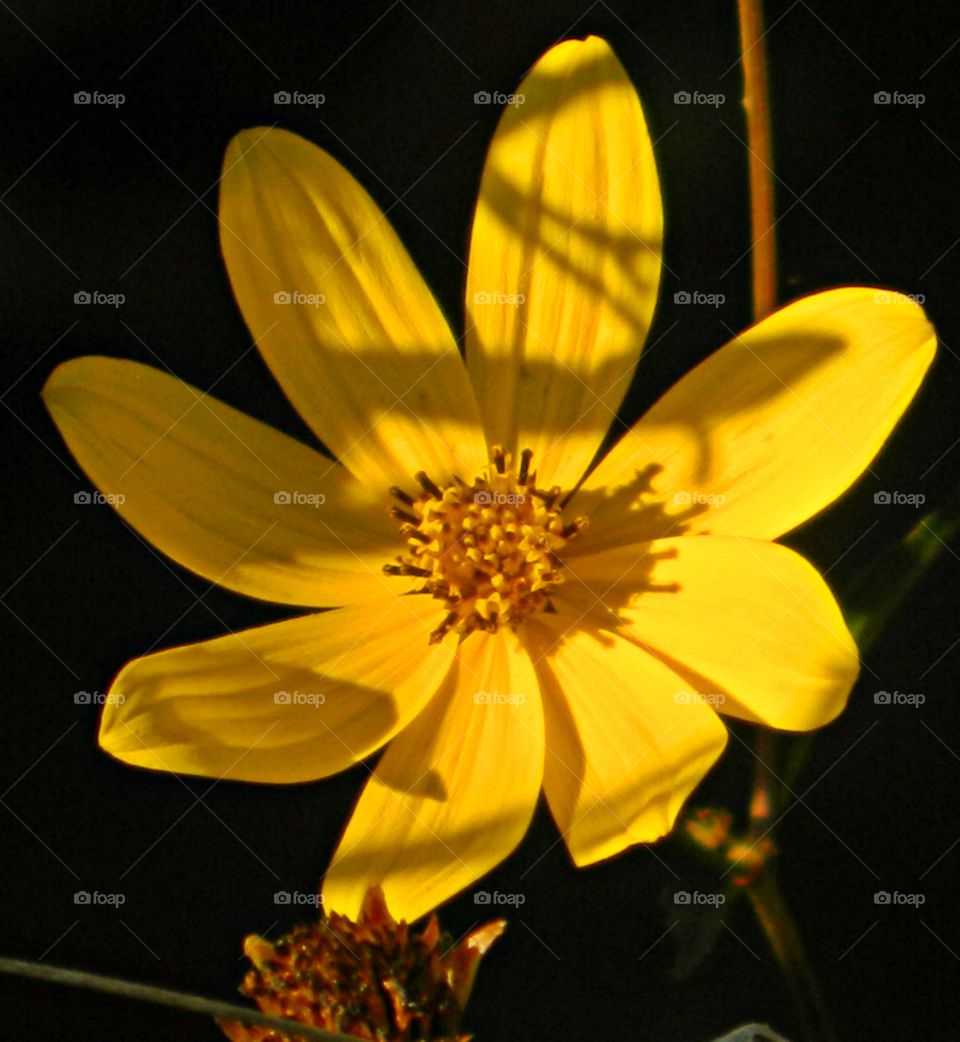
[221,885,505,1042]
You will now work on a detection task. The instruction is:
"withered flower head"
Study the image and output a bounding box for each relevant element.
[221,885,505,1042]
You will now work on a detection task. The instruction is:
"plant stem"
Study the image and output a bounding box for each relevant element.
[736,4,834,1039]
[748,727,778,834]
[737,0,778,322]
[0,956,359,1042]
[747,871,839,1042]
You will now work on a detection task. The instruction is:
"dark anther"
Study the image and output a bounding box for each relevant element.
[389,485,415,506]
[404,528,431,544]
[429,611,459,644]
[415,471,443,499]
[390,506,420,525]
[559,519,587,539]
[518,448,533,485]
[384,563,432,577]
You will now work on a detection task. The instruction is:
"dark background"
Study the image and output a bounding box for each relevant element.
[3,1,960,1039]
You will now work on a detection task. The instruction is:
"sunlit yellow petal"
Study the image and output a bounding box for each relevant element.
[577,288,936,547]
[322,630,543,921]
[100,596,456,782]
[220,127,487,486]
[525,615,727,866]
[465,36,662,489]
[563,535,860,730]
[43,357,402,607]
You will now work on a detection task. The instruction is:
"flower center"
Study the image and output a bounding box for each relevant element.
[383,447,587,643]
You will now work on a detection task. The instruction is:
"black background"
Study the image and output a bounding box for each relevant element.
[3,1,960,1039]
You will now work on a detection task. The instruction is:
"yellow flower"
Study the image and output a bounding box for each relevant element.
[43,36,935,923]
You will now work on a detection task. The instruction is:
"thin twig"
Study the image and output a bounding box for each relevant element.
[0,956,360,1042]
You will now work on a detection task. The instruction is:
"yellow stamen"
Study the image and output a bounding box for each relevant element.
[384,448,587,642]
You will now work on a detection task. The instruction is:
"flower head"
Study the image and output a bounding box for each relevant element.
[221,884,503,1042]
[44,37,936,921]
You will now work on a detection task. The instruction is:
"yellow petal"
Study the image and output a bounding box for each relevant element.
[219,127,487,486]
[525,615,727,866]
[100,596,456,782]
[322,630,543,921]
[43,357,401,607]
[576,288,936,546]
[465,36,662,489]
[563,535,860,730]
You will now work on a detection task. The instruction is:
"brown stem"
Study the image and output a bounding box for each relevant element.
[737,0,778,321]
[736,3,837,1039]
[748,727,778,836]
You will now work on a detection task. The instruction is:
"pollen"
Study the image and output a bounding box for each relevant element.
[383,447,588,643]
